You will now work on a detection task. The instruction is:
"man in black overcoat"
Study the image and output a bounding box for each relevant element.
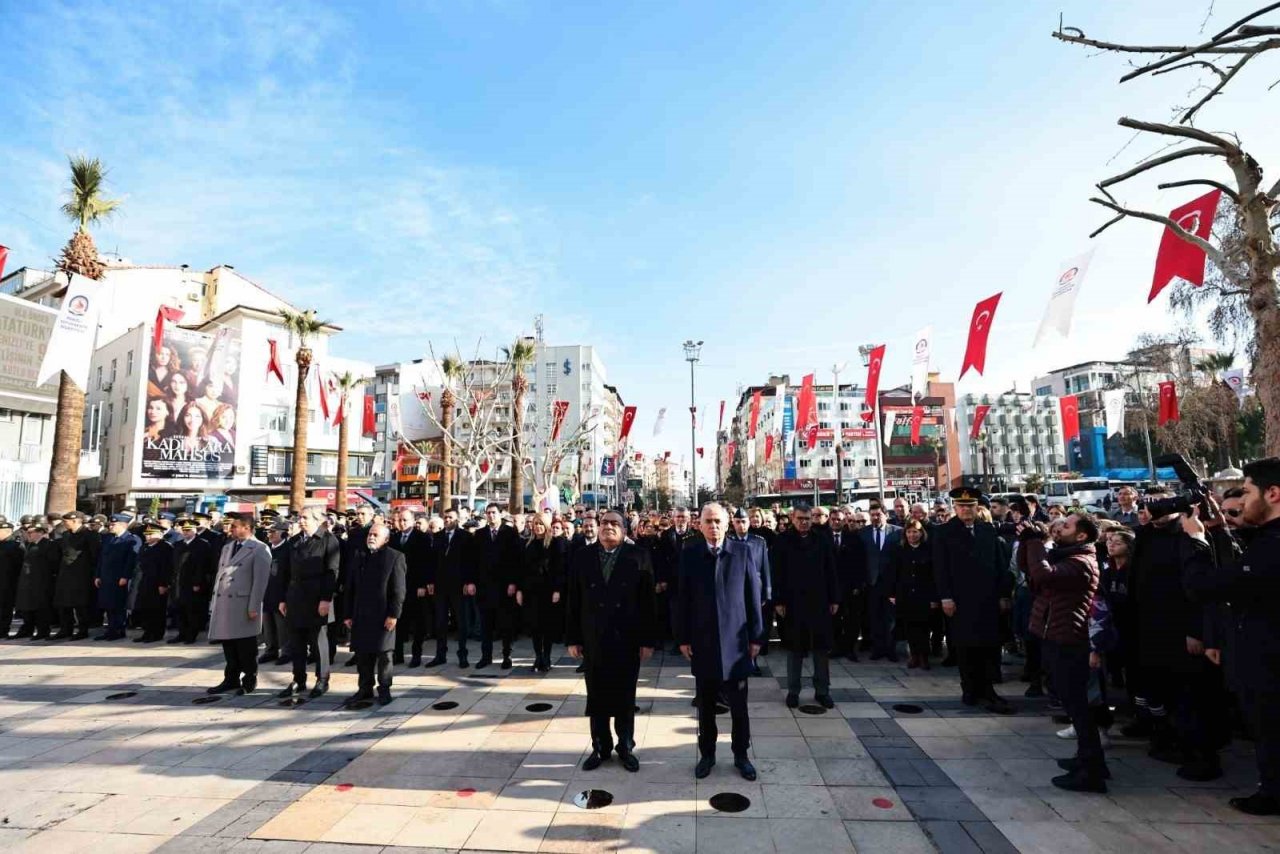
[387,507,434,667]
[14,520,59,639]
[280,508,341,699]
[0,521,23,639]
[51,511,100,639]
[771,504,840,709]
[566,510,656,772]
[133,522,174,643]
[933,488,1015,714]
[466,504,522,669]
[170,518,214,644]
[428,508,471,667]
[344,524,406,706]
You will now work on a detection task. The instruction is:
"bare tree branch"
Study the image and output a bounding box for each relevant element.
[1117,117,1241,151]
[1088,196,1226,268]
[1157,177,1241,201]
[1120,32,1280,81]
[1088,213,1126,239]
[1152,59,1228,81]
[1212,2,1280,39]
[1099,145,1227,188]
[1182,50,1261,122]
[1052,28,1258,55]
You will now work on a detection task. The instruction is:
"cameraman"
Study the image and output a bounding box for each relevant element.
[1182,458,1280,817]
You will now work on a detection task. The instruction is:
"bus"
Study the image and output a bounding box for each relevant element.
[1044,478,1113,508]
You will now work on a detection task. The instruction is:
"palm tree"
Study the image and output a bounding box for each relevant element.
[1194,352,1235,381]
[333,371,363,513]
[278,308,327,512]
[502,338,537,512]
[438,355,463,511]
[45,156,120,513]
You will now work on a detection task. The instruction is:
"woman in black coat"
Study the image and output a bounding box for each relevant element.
[343,526,406,706]
[518,512,568,673]
[887,519,938,670]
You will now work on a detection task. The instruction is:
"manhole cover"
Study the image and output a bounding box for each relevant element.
[872,797,895,809]
[526,702,553,713]
[573,789,614,809]
[714,704,729,715]
[431,701,459,711]
[279,697,307,708]
[799,704,827,715]
[709,792,751,813]
[892,703,924,714]
[191,696,221,705]
[105,692,137,701]
[346,700,374,710]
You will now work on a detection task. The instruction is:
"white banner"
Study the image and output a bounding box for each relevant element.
[36,273,101,391]
[652,407,666,436]
[910,326,932,401]
[883,407,895,448]
[1222,368,1246,404]
[746,435,756,466]
[1033,250,1094,347]
[774,382,786,434]
[1103,388,1126,438]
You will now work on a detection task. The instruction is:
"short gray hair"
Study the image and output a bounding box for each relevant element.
[700,502,728,522]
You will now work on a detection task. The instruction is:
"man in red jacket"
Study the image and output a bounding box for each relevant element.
[1022,513,1103,792]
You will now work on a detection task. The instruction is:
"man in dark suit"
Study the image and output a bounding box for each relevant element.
[681,504,765,780]
[834,511,869,660]
[279,508,341,699]
[387,507,434,667]
[169,518,214,644]
[860,503,902,661]
[428,508,471,667]
[337,504,376,666]
[466,504,522,669]
[772,504,841,709]
[657,507,698,651]
[566,509,656,773]
[344,524,406,706]
[933,488,1015,714]
[728,508,771,676]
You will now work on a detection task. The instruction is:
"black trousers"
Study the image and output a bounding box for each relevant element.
[221,636,258,683]
[357,651,392,692]
[1023,632,1045,682]
[957,645,999,700]
[60,605,93,634]
[291,625,331,684]
[1043,640,1105,767]
[904,619,931,660]
[0,585,14,636]
[176,600,206,642]
[930,610,948,654]
[590,710,635,754]
[1241,686,1280,797]
[395,594,432,660]
[835,591,864,655]
[696,676,750,758]
[19,608,52,637]
[136,607,166,638]
[867,586,895,657]
[435,592,471,658]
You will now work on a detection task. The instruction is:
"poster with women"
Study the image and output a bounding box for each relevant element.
[142,324,241,479]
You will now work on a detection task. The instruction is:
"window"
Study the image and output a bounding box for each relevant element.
[839,402,851,412]
[101,445,109,475]
[126,350,134,376]
[863,458,877,467]
[96,366,103,390]
[798,459,812,468]
[820,459,834,468]
[121,397,129,424]
[818,401,830,411]
[1035,385,1052,396]
[268,450,288,475]
[110,358,117,383]
[261,406,289,433]
[118,444,125,472]
[843,459,854,468]
[106,403,114,432]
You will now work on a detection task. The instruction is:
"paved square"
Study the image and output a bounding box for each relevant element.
[0,639,1276,852]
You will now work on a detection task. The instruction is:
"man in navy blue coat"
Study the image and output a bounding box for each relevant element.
[728,508,771,676]
[678,503,765,781]
[860,502,903,661]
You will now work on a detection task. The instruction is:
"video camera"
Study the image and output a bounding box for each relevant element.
[1140,453,1210,517]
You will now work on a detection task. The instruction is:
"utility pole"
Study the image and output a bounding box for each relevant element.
[859,345,887,505]
[833,362,847,505]
[683,340,703,508]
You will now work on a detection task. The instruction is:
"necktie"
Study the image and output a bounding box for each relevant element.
[875,528,881,550]
[232,542,242,558]
[401,533,409,546]
[711,546,720,559]
[834,533,841,547]
[601,549,618,582]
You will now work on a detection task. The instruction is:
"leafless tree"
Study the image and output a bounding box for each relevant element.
[520,401,598,509]
[1056,5,1280,454]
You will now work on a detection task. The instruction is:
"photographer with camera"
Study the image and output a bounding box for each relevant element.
[1182,457,1280,816]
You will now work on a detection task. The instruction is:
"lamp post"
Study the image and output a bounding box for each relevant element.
[858,344,887,505]
[682,340,703,508]
[832,362,847,504]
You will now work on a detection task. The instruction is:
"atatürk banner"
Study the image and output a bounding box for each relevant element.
[142,324,241,480]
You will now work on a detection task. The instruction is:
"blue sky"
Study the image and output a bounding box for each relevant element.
[1,1,1272,471]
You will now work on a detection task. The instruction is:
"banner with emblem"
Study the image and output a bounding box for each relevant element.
[1222,368,1246,405]
[1102,388,1126,438]
[910,328,931,401]
[36,272,102,391]
[1034,250,1094,346]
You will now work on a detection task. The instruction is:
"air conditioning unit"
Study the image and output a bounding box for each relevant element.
[101,381,113,392]
[187,292,200,301]
[235,464,247,475]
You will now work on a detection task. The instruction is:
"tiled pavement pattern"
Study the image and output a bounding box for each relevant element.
[0,640,1277,853]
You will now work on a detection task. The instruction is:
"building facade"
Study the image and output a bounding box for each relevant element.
[956,391,1066,490]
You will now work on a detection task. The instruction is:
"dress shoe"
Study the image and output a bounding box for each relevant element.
[734,754,757,781]
[983,696,1015,716]
[344,690,374,706]
[377,688,393,706]
[582,750,606,771]
[183,638,197,645]
[458,655,470,669]
[71,631,89,641]
[277,682,304,698]
[344,655,358,667]
[1148,744,1185,765]
[237,677,257,696]
[207,680,239,695]
[257,651,278,664]
[575,662,585,673]
[31,633,50,641]
[617,749,640,772]
[133,635,150,643]
[887,653,899,663]
[1230,792,1280,816]
[870,653,884,661]
[424,655,446,667]
[785,693,799,709]
[940,654,956,667]
[1051,767,1107,793]
[1176,757,1223,782]
[907,655,919,669]
[501,656,513,670]
[276,656,293,667]
[1024,683,1044,698]
[166,636,182,644]
[816,694,835,710]
[846,652,859,662]
[392,653,405,666]
[475,656,492,669]
[1119,717,1152,739]
[962,693,977,706]
[309,680,329,699]
[52,630,73,640]
[11,629,33,639]
[409,655,422,668]
[1057,756,1111,779]
[695,756,716,779]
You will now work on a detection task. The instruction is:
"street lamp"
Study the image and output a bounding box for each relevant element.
[832,362,847,504]
[683,340,703,508]
[858,344,887,505]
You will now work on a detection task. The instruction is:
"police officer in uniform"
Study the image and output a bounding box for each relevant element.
[95,514,139,640]
[51,511,100,640]
[134,522,174,642]
[170,518,215,643]
[14,520,59,639]
[0,521,24,638]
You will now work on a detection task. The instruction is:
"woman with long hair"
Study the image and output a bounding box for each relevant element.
[143,397,170,442]
[518,511,568,673]
[209,403,236,448]
[175,401,208,452]
[148,345,181,398]
[888,519,938,670]
[165,372,192,432]
[194,378,223,421]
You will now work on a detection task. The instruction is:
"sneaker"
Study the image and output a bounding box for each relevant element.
[1057,725,1077,740]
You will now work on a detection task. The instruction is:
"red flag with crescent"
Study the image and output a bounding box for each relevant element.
[796,373,817,431]
[153,305,184,353]
[909,406,924,444]
[806,425,819,451]
[864,344,886,410]
[551,400,570,441]
[765,433,775,462]
[0,245,7,279]
[1158,381,1180,426]
[1060,394,1080,443]
[970,404,991,440]
[317,369,331,422]
[618,405,637,442]
[1150,190,1221,303]
[723,442,735,472]
[362,394,376,436]
[960,293,1002,379]
[749,390,763,439]
[696,447,704,458]
[266,339,285,385]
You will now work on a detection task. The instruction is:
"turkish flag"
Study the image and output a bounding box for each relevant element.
[0,245,7,279]
[723,442,736,472]
[153,305,184,353]
[765,433,775,462]
[909,406,924,445]
[796,374,817,431]
[1060,394,1080,443]
[1158,381,1180,426]
[970,404,991,439]
[317,368,331,422]
[362,394,376,436]
[806,425,819,451]
[266,339,285,385]
[480,459,491,475]
[696,447,704,458]
[864,344,885,410]
[618,405,637,442]
[334,392,346,427]
[1150,189,1222,302]
[664,451,671,460]
[749,390,763,438]
[551,400,570,441]
[959,293,1002,379]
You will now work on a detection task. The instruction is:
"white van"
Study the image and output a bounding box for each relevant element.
[1044,478,1113,507]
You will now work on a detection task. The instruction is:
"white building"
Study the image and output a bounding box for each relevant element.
[955,392,1065,488]
[0,292,58,515]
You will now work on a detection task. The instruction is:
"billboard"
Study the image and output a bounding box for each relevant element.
[395,360,446,441]
[141,324,241,480]
[0,293,58,414]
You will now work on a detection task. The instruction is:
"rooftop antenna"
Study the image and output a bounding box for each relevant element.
[534,313,544,343]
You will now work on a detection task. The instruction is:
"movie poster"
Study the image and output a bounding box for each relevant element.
[141,325,241,480]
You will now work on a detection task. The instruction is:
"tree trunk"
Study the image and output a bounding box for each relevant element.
[290,351,311,512]
[335,414,349,513]
[45,372,85,513]
[440,389,455,512]
[509,382,526,512]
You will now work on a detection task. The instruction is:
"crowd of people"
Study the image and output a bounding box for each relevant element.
[0,459,1276,812]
